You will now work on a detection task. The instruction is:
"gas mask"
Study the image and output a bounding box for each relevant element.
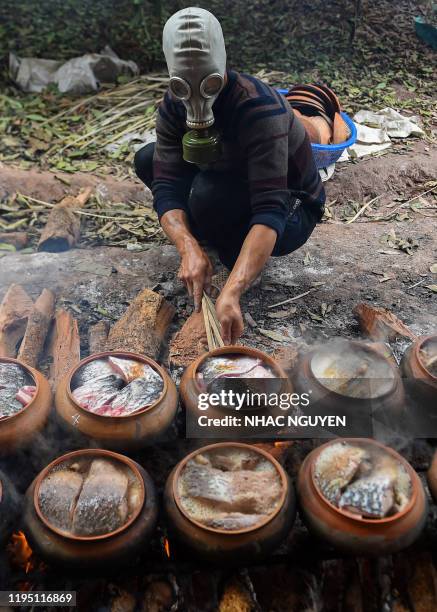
[163,7,226,164]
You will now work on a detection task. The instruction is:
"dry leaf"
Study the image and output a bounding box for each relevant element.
[303,251,313,266]
[308,311,324,322]
[425,285,437,293]
[379,273,395,283]
[258,329,289,342]
[430,264,437,274]
[320,302,333,316]
[267,307,297,319]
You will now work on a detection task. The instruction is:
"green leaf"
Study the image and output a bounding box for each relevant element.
[0,243,16,251]
[26,114,46,122]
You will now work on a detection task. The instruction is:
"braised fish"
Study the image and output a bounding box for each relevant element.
[72,359,115,387]
[72,356,163,417]
[16,385,36,406]
[0,362,34,418]
[203,512,269,530]
[0,362,29,389]
[314,442,370,504]
[72,374,123,413]
[38,469,84,531]
[339,473,395,518]
[106,375,164,416]
[197,355,275,392]
[72,459,129,536]
[107,356,156,383]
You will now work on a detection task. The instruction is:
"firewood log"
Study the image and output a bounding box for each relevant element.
[105,288,175,359]
[405,552,437,612]
[0,284,34,358]
[18,289,55,368]
[354,302,417,342]
[38,187,92,252]
[218,579,253,612]
[169,311,208,368]
[50,309,80,386]
[88,320,110,354]
[0,232,28,249]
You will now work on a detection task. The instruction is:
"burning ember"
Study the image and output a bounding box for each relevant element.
[274,441,292,449]
[8,531,34,574]
[163,537,171,558]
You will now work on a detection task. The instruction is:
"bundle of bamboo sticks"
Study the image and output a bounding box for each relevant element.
[202,292,224,350]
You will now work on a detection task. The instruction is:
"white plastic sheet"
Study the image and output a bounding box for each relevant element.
[9,46,138,94]
[336,107,425,164]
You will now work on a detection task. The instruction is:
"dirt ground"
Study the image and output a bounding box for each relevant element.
[0,140,436,612]
[1,140,436,365]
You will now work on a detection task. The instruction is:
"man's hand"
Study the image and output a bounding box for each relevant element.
[178,245,213,312]
[215,289,244,345]
[215,224,277,344]
[160,210,213,311]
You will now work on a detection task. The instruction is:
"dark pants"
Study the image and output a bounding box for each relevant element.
[135,142,317,269]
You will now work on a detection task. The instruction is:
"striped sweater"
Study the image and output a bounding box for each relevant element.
[152,70,325,238]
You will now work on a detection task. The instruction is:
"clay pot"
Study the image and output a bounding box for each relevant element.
[297,438,427,556]
[23,449,158,568]
[291,340,405,433]
[401,335,437,415]
[164,442,296,564]
[55,351,178,451]
[0,357,52,454]
[180,345,292,422]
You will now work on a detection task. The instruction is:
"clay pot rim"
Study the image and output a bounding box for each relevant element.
[172,441,288,535]
[412,335,437,382]
[306,341,399,401]
[191,345,288,395]
[33,448,145,542]
[66,350,168,420]
[309,437,418,525]
[0,356,38,423]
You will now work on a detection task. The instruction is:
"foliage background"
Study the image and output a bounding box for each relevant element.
[1,0,435,93]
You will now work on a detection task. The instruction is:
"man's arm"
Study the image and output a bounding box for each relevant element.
[153,95,213,311]
[215,94,326,344]
[216,224,276,344]
[160,210,213,312]
[216,99,292,344]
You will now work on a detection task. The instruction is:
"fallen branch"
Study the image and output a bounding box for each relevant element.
[268,288,318,309]
[88,320,110,354]
[50,309,81,386]
[353,302,417,342]
[18,289,55,368]
[346,195,382,224]
[0,232,28,249]
[38,187,93,252]
[0,284,34,358]
[105,288,175,359]
[169,312,208,368]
